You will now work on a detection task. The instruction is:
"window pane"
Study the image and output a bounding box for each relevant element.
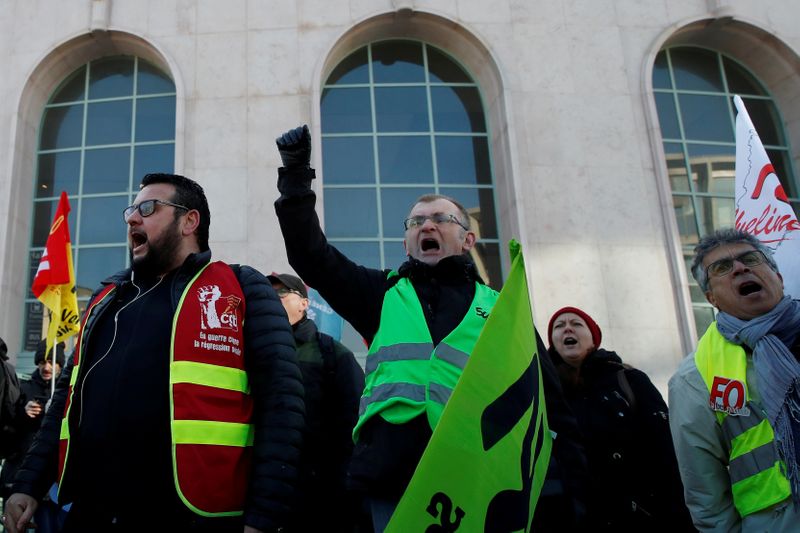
[428,47,471,84]
[372,41,424,83]
[52,65,86,104]
[36,151,81,197]
[473,241,502,290]
[378,136,432,184]
[321,88,372,133]
[431,86,485,133]
[135,96,176,142]
[32,199,77,248]
[40,105,84,150]
[693,305,715,337]
[324,188,378,238]
[740,98,782,147]
[678,94,733,142]
[723,57,765,96]
[670,48,724,92]
[673,195,698,246]
[383,241,408,271]
[436,136,491,185]
[26,249,44,299]
[84,147,130,194]
[76,246,127,294]
[330,240,381,269]
[79,196,128,244]
[134,144,175,181]
[381,187,429,238]
[326,48,369,85]
[23,300,45,352]
[86,100,133,145]
[664,143,689,192]
[375,87,429,132]
[696,196,735,236]
[652,51,671,89]
[322,137,375,184]
[89,57,135,99]
[654,92,680,140]
[137,62,175,95]
[443,187,498,239]
[687,144,734,195]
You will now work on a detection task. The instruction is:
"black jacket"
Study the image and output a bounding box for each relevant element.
[551,347,694,532]
[0,369,51,499]
[289,317,364,532]
[275,168,589,525]
[11,251,305,532]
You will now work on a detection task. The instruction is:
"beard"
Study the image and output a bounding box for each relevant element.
[130,217,183,278]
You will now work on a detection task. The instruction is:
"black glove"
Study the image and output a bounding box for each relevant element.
[276,124,311,169]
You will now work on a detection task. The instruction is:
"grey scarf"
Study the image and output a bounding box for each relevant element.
[717,296,800,504]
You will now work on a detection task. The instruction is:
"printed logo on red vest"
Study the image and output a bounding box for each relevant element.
[198,284,242,332]
[709,376,751,416]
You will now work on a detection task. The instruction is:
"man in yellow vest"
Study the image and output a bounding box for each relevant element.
[274,125,588,532]
[669,227,800,531]
[3,173,304,533]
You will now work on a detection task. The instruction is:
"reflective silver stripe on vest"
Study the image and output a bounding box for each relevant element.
[434,344,470,370]
[359,382,426,416]
[429,382,453,405]
[720,402,764,441]
[729,441,780,485]
[365,343,434,376]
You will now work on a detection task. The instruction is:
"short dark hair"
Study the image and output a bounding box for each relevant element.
[410,194,471,230]
[690,228,778,292]
[140,173,210,251]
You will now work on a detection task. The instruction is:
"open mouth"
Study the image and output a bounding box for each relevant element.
[739,281,763,296]
[563,337,578,346]
[130,231,147,250]
[421,238,440,252]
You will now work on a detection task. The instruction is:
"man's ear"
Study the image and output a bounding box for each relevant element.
[182,210,201,237]
[705,288,717,309]
[461,231,477,252]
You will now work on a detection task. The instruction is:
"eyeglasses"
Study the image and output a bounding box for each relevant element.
[123,199,189,222]
[275,288,304,299]
[705,250,767,280]
[403,213,468,231]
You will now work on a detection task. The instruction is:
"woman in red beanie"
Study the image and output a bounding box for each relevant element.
[547,307,694,532]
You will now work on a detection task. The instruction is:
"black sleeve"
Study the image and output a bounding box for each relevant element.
[274,168,390,341]
[238,265,306,532]
[11,357,74,499]
[332,340,365,456]
[533,332,590,531]
[626,369,694,530]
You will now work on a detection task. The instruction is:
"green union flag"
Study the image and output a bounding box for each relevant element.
[386,240,553,532]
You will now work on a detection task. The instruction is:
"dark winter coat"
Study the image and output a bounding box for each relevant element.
[551,347,694,532]
[275,168,589,527]
[11,251,304,533]
[288,317,364,532]
[0,369,51,499]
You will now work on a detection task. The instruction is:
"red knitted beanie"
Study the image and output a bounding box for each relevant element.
[547,306,602,349]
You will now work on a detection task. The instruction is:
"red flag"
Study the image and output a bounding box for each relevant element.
[31,192,80,354]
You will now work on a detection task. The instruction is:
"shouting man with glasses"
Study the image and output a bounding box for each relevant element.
[4,173,304,533]
[273,125,588,532]
[669,227,800,531]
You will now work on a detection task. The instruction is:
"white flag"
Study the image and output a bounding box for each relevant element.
[734,95,800,298]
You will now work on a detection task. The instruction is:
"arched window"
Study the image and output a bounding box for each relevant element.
[653,46,799,334]
[22,56,176,361]
[320,39,501,351]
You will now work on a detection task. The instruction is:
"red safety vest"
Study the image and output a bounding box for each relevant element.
[59,262,252,516]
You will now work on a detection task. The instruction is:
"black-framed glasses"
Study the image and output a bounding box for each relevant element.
[123,199,189,221]
[275,288,304,299]
[705,250,767,280]
[403,213,468,231]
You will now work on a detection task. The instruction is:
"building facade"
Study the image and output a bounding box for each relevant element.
[1,0,799,390]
